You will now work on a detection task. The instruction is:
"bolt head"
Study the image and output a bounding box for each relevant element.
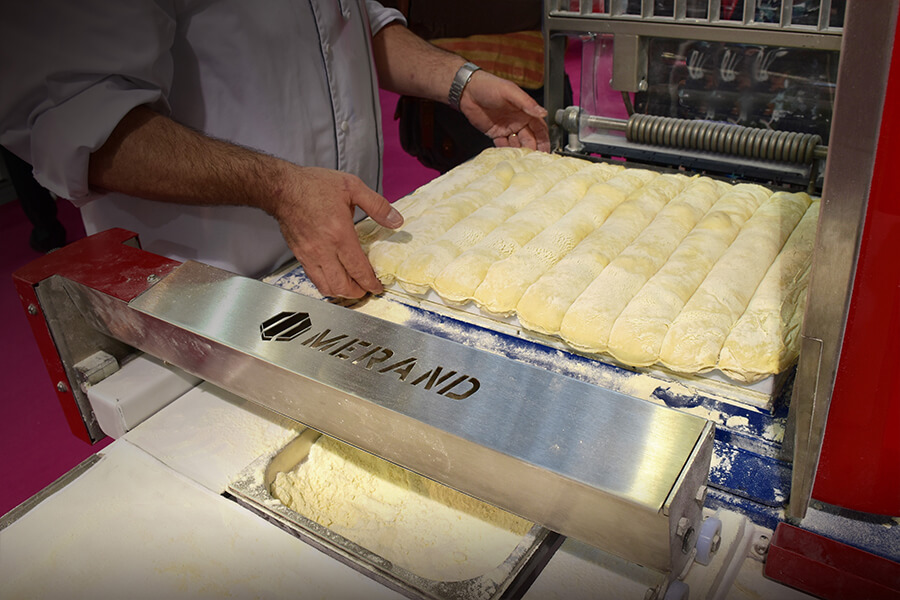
[56,381,68,393]
[676,516,691,537]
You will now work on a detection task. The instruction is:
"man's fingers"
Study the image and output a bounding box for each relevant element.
[316,252,369,299]
[533,119,551,152]
[525,104,548,120]
[515,126,538,150]
[302,262,334,298]
[352,185,403,229]
[339,245,384,296]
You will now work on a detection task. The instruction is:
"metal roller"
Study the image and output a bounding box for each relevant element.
[555,106,827,165]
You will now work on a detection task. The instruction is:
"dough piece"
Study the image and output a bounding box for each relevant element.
[434,171,625,303]
[717,200,820,382]
[658,191,813,374]
[559,176,726,353]
[425,163,623,303]
[396,162,617,295]
[367,160,521,282]
[606,184,773,366]
[513,171,680,330]
[357,147,533,249]
[474,170,677,316]
[368,153,581,283]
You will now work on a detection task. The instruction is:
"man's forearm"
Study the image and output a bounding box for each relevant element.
[88,105,286,215]
[371,22,465,103]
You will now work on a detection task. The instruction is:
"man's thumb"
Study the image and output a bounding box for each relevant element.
[357,190,404,229]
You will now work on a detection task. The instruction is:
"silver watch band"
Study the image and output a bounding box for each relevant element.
[448,62,481,111]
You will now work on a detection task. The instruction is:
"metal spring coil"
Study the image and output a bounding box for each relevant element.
[626,114,823,164]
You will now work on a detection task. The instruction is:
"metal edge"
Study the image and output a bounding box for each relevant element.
[1,453,104,531]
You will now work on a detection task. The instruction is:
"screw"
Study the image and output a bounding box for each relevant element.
[695,485,708,505]
[56,381,68,393]
[27,304,38,315]
[147,274,160,284]
[753,534,770,557]
[676,517,691,537]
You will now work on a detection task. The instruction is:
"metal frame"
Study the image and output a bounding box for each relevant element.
[543,0,897,520]
[16,228,715,579]
[788,0,900,518]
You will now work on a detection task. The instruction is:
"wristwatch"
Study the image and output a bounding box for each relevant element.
[448,62,481,111]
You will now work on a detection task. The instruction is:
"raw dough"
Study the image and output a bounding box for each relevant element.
[368,153,571,284]
[395,162,616,295]
[606,184,772,366]
[358,147,532,250]
[717,200,820,382]
[514,171,679,331]
[358,149,820,382]
[559,176,725,353]
[658,191,812,374]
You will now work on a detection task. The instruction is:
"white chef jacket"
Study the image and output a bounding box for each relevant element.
[0,0,405,278]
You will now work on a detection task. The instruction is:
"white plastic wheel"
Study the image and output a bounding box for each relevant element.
[695,516,723,566]
[663,579,690,600]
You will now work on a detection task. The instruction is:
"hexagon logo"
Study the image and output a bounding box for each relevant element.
[260,311,312,341]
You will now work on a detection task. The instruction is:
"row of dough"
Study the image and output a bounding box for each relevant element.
[358,148,818,383]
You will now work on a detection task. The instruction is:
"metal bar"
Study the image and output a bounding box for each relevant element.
[780,0,793,28]
[709,0,721,22]
[60,258,713,574]
[545,15,842,49]
[819,0,833,31]
[743,0,755,25]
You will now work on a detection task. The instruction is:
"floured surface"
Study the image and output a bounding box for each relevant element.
[271,434,533,582]
[0,441,403,600]
[358,149,819,384]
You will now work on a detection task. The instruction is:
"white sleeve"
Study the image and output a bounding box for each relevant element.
[365,0,407,36]
[0,1,177,205]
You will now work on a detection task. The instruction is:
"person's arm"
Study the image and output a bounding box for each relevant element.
[371,22,550,152]
[88,106,403,298]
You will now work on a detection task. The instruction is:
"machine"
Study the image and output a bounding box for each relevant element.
[3,1,899,599]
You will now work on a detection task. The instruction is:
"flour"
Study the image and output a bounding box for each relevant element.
[271,435,533,582]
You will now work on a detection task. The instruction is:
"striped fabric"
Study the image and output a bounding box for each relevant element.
[432,30,544,89]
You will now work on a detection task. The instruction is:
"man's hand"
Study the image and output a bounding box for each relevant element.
[372,24,551,152]
[89,106,403,300]
[459,70,551,153]
[267,164,403,299]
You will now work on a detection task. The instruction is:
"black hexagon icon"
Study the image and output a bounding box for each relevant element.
[260,311,312,341]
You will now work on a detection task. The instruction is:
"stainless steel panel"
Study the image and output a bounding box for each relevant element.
[34,276,136,443]
[63,260,712,573]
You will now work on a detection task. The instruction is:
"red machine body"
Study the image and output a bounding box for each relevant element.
[813,9,900,517]
[13,228,180,443]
